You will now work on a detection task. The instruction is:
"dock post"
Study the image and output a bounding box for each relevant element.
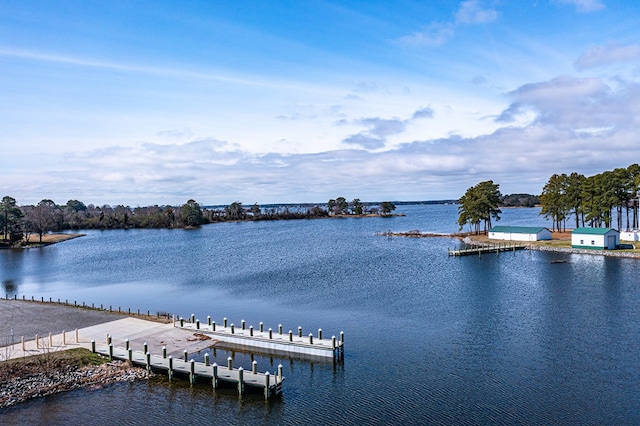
[252,360,257,374]
[196,320,200,330]
[125,339,129,350]
[207,316,211,326]
[107,334,111,345]
[340,331,344,345]
[109,344,113,360]
[21,336,25,352]
[49,332,52,347]
[128,348,132,362]
[249,325,253,336]
[168,356,173,381]
[298,326,302,337]
[278,324,282,335]
[189,360,195,384]
[146,352,151,371]
[231,323,235,334]
[288,330,293,342]
[91,340,95,353]
[238,367,244,395]
[227,356,233,370]
[144,342,148,355]
[212,363,218,388]
[264,372,270,400]
[180,317,184,327]
[268,328,273,339]
[332,336,336,349]
[309,333,313,344]
[277,364,283,381]
[241,319,246,330]
[191,314,195,323]
[204,353,209,366]
[212,321,216,331]
[318,328,322,340]
[259,322,264,332]
[183,350,188,362]
[224,317,228,327]
[75,328,79,343]
[162,346,167,359]
[35,334,39,349]
[62,330,66,345]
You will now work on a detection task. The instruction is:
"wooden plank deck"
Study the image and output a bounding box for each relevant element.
[175,319,344,361]
[94,343,283,399]
[448,243,527,256]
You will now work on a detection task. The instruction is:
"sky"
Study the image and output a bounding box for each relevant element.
[2,0,640,206]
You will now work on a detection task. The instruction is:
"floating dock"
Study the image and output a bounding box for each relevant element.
[175,316,344,361]
[448,242,527,257]
[92,341,283,399]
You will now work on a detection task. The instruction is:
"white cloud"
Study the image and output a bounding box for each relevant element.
[396,1,498,47]
[396,22,455,47]
[552,0,605,13]
[499,76,640,133]
[575,43,640,70]
[455,0,499,24]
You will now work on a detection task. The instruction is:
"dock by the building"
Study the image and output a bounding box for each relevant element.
[448,242,527,257]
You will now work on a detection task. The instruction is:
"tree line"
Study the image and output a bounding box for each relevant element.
[539,164,640,231]
[457,163,640,235]
[0,196,397,247]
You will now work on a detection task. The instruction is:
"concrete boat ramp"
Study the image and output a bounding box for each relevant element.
[1,299,345,399]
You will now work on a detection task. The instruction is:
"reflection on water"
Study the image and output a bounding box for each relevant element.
[1,205,639,424]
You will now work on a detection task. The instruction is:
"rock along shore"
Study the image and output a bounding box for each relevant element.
[0,360,153,409]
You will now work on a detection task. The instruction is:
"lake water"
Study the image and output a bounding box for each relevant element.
[1,204,639,425]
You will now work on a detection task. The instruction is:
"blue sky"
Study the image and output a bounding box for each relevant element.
[2,0,640,206]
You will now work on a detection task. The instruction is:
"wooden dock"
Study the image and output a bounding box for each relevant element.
[175,316,344,361]
[93,342,283,399]
[448,242,527,257]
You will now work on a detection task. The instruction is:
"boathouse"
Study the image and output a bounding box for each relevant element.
[488,226,552,242]
[571,227,619,250]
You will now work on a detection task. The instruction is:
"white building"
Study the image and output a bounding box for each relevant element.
[571,227,619,250]
[620,230,640,241]
[488,226,552,242]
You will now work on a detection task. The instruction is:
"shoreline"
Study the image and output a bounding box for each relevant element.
[378,230,640,258]
[0,356,152,410]
[0,299,210,410]
[1,233,84,250]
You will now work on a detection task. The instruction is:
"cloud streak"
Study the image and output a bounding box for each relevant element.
[575,43,640,70]
[552,0,605,13]
[396,1,498,47]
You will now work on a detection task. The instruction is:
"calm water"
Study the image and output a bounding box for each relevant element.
[1,205,639,425]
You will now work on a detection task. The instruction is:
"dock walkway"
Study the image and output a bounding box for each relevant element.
[448,242,527,257]
[174,316,344,361]
[93,342,283,399]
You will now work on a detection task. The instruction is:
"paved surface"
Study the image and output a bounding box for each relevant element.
[0,300,214,360]
[0,300,123,347]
